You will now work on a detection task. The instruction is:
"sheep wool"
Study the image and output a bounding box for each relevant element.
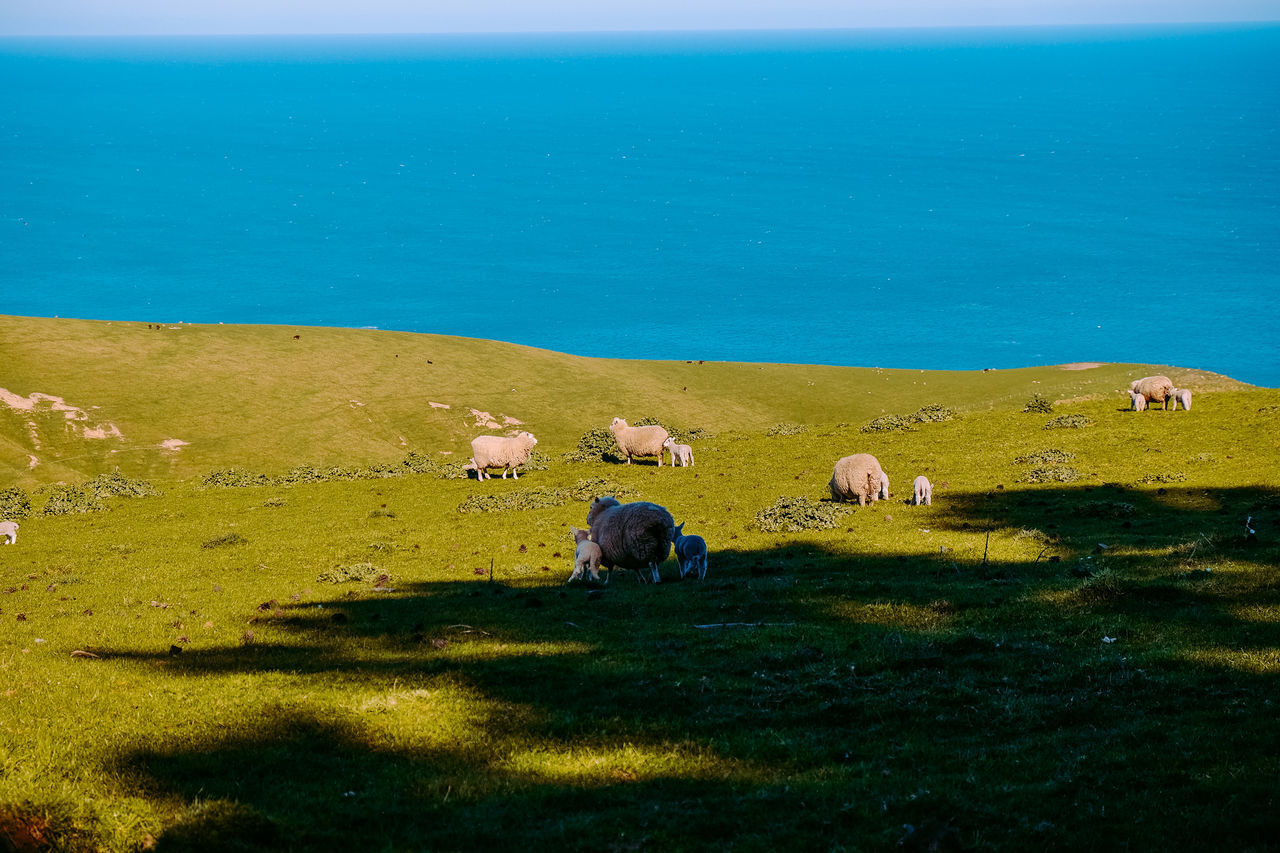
[1129,375,1175,410]
[671,523,709,581]
[1129,390,1147,412]
[609,418,669,466]
[469,431,538,480]
[912,475,933,506]
[1172,388,1192,411]
[662,437,694,467]
[829,453,886,506]
[0,520,16,545]
[567,526,604,583]
[587,496,676,583]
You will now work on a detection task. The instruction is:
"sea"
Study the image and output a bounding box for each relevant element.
[2,25,1278,386]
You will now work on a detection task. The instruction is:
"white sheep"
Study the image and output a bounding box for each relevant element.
[1170,387,1192,411]
[1128,390,1147,412]
[567,526,604,583]
[609,418,668,466]
[469,431,538,480]
[662,436,694,467]
[0,520,17,545]
[912,475,933,506]
[671,523,708,581]
[879,471,890,501]
[829,454,885,506]
[587,496,675,583]
[1129,375,1175,410]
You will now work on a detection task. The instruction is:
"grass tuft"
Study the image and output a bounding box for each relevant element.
[754,496,851,532]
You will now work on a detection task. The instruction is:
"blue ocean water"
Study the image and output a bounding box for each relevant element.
[2,26,1278,385]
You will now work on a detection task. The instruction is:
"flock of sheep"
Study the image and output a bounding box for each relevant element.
[461,375,1189,585]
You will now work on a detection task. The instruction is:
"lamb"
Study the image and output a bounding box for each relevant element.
[662,436,694,467]
[829,454,886,506]
[586,495,676,583]
[671,523,709,581]
[1170,387,1192,411]
[1128,390,1147,412]
[879,471,890,501]
[468,431,538,480]
[0,520,16,545]
[567,526,604,583]
[912,475,933,506]
[1129,375,1175,410]
[609,418,668,466]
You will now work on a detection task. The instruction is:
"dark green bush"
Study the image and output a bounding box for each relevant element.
[912,404,955,423]
[40,484,104,515]
[767,422,808,437]
[564,427,625,463]
[1139,472,1187,484]
[861,414,917,433]
[317,562,382,583]
[456,478,627,514]
[1014,449,1077,466]
[200,468,271,489]
[1023,395,1055,413]
[1025,466,1082,484]
[754,496,851,532]
[83,468,159,499]
[0,486,31,519]
[1043,414,1094,430]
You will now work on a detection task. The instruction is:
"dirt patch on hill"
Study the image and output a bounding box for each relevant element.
[1058,362,1105,371]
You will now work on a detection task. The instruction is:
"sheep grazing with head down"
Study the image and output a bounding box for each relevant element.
[609,418,669,466]
[566,526,604,583]
[1129,375,1175,410]
[586,495,676,583]
[829,453,886,506]
[1128,390,1147,412]
[912,476,933,506]
[1170,387,1192,411]
[468,431,538,480]
[671,523,709,581]
[0,520,17,545]
[662,437,694,467]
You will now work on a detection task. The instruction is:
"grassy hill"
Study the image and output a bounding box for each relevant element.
[0,314,1247,487]
[1,315,1278,852]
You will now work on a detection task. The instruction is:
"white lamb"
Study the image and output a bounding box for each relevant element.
[662,437,694,467]
[879,471,890,501]
[469,431,538,480]
[0,520,16,545]
[567,526,604,583]
[1170,387,1192,411]
[1129,390,1147,412]
[671,523,708,582]
[609,418,668,466]
[912,475,933,506]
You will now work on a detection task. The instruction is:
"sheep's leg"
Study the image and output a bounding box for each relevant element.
[650,564,661,584]
[697,557,707,582]
[512,468,519,480]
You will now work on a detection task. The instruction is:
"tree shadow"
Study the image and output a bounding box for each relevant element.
[100,483,1280,850]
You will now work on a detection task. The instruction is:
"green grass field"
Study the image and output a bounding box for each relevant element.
[2,316,1278,852]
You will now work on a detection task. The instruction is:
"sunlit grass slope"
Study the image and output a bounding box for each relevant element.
[0,314,1246,487]
[1,314,1277,852]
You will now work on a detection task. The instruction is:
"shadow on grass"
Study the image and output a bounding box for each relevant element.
[104,484,1280,851]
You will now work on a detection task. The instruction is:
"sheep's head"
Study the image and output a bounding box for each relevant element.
[671,521,685,542]
[662,436,675,448]
[587,495,621,526]
[610,417,628,431]
[518,431,538,446]
[569,526,590,543]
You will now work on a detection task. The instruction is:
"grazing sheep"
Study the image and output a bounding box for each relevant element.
[609,418,668,466]
[587,496,676,583]
[1128,390,1147,412]
[1129,375,1175,410]
[1171,387,1192,411]
[671,523,709,581]
[567,526,604,583]
[469,431,538,480]
[0,520,16,545]
[912,475,933,506]
[662,436,695,467]
[829,454,886,506]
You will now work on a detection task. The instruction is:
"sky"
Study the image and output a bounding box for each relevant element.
[3,0,1280,35]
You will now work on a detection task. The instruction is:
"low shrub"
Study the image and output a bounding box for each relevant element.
[1043,414,1094,430]
[1023,395,1055,414]
[912,404,955,423]
[40,484,104,515]
[563,427,625,463]
[767,422,808,437]
[317,562,383,583]
[754,496,851,532]
[1014,449,1076,466]
[202,531,246,549]
[1025,466,1081,484]
[457,478,627,514]
[861,414,917,433]
[1140,472,1187,484]
[0,486,31,519]
[200,468,271,489]
[83,468,159,499]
